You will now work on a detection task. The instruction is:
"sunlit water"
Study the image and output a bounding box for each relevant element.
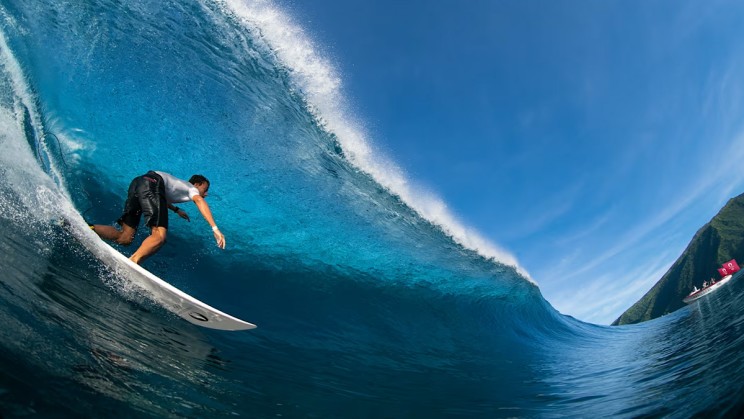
[0,1,743,417]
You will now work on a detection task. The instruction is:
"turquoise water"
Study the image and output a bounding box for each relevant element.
[0,1,743,417]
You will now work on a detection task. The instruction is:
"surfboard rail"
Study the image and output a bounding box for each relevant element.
[96,240,256,331]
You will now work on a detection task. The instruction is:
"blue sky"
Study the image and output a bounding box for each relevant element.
[268,0,744,324]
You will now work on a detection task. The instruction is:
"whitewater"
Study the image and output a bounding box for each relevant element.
[0,0,743,417]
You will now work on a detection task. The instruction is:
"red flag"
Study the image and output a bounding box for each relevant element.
[723,259,741,273]
[718,267,730,277]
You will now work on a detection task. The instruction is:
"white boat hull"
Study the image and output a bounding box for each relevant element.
[683,275,734,304]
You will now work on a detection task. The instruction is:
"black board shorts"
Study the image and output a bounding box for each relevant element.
[117,171,169,229]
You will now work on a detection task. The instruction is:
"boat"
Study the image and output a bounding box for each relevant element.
[683,259,740,304]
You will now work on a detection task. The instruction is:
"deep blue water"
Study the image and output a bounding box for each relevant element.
[1,1,743,417]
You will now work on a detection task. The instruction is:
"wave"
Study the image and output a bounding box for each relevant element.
[0,0,742,417]
[216,0,529,279]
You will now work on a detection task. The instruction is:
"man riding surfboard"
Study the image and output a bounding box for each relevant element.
[90,171,226,264]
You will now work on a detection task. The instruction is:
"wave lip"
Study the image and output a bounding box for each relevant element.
[219,0,531,281]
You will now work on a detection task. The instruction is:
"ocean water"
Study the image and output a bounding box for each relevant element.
[0,1,743,417]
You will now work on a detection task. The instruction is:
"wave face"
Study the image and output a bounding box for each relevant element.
[0,0,743,416]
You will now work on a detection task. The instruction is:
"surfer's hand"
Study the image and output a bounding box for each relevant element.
[176,209,190,222]
[213,229,226,249]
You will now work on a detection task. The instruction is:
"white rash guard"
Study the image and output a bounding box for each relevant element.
[155,171,200,204]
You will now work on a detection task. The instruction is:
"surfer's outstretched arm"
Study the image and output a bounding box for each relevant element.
[192,195,226,249]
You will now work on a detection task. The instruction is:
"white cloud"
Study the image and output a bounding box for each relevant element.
[541,98,744,323]
[549,258,675,324]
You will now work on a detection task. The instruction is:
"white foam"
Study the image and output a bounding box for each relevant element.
[0,24,67,194]
[217,0,532,281]
[0,20,96,235]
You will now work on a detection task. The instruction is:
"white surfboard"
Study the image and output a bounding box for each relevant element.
[96,241,256,331]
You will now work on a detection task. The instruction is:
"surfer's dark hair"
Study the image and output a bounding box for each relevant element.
[189,174,209,185]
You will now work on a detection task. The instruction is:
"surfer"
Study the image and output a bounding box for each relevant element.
[90,171,226,264]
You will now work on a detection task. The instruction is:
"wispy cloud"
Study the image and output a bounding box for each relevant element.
[553,209,612,247]
[501,180,587,241]
[542,83,744,323]
[549,257,676,324]
[553,126,744,285]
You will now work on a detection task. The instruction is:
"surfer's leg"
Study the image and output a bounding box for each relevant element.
[92,223,137,246]
[129,226,167,264]
[95,176,142,244]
